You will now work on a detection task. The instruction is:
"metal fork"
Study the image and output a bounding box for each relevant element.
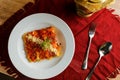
[82,22,96,70]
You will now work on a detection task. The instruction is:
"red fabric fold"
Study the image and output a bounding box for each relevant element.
[37,0,120,80]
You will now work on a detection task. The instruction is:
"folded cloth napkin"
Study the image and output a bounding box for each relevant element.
[37,0,120,80]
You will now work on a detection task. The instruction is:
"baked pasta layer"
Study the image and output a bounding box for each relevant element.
[22,26,61,62]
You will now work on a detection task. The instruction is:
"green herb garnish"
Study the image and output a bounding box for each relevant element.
[40,38,51,50]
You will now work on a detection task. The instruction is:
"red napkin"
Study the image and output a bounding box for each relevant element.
[38,0,120,80]
[68,10,120,80]
[3,0,120,80]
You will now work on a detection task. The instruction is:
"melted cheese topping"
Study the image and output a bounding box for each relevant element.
[26,34,58,54]
[27,34,43,44]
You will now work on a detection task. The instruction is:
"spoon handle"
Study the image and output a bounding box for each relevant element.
[82,37,92,69]
[85,55,102,80]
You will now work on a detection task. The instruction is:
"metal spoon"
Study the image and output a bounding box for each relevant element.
[82,23,96,70]
[85,42,112,80]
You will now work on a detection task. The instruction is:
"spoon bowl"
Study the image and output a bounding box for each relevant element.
[86,42,112,80]
[99,42,112,57]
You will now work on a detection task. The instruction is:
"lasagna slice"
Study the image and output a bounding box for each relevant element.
[22,26,61,62]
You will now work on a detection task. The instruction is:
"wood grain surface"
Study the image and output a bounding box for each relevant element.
[0,0,34,25]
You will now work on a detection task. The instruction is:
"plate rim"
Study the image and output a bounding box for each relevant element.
[8,13,75,79]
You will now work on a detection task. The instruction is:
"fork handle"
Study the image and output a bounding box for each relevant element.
[82,37,92,70]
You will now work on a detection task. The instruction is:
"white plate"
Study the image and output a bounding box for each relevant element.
[8,13,75,79]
